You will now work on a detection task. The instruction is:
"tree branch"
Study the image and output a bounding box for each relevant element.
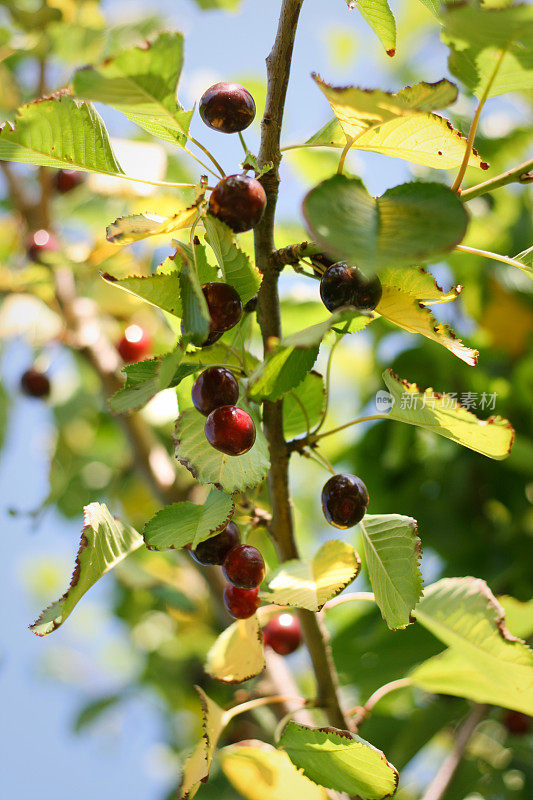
[420,704,488,800]
[459,157,533,201]
[254,0,348,731]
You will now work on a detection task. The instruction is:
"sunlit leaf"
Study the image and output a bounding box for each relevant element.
[348,0,396,56]
[204,216,261,304]
[261,540,360,612]
[0,91,124,175]
[499,595,533,639]
[279,722,399,800]
[205,615,265,684]
[109,351,197,414]
[179,688,228,799]
[174,406,270,493]
[220,743,328,800]
[30,503,142,636]
[143,489,234,550]
[383,369,515,459]
[360,514,423,630]
[106,203,202,245]
[303,176,469,272]
[101,270,182,316]
[73,32,193,145]
[376,267,478,365]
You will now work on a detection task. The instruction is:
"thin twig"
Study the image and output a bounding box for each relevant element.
[312,414,390,443]
[459,157,533,201]
[347,678,412,727]
[455,244,528,272]
[420,704,488,800]
[323,592,376,611]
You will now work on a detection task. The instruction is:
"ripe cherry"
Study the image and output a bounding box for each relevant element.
[199,82,256,134]
[503,710,530,735]
[321,473,369,529]
[203,282,243,333]
[20,367,50,399]
[180,322,223,348]
[263,613,302,656]
[208,175,266,233]
[54,169,84,193]
[205,405,256,456]
[190,521,240,566]
[320,262,382,312]
[192,367,239,416]
[27,229,59,263]
[117,325,151,362]
[223,544,265,589]
[223,585,260,619]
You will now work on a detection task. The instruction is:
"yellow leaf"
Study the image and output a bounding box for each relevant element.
[261,540,361,612]
[205,615,265,684]
[384,369,515,460]
[220,743,328,800]
[179,688,228,799]
[106,202,202,245]
[376,267,478,365]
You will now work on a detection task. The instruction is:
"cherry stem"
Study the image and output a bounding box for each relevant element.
[337,136,355,175]
[450,48,506,194]
[188,135,226,178]
[312,414,390,443]
[225,694,308,721]
[459,157,533,201]
[238,130,251,158]
[454,244,527,272]
[323,591,376,611]
[346,678,412,727]
[288,389,312,438]
[183,146,222,180]
[312,334,344,436]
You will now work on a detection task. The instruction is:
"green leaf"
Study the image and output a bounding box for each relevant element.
[443,5,533,98]
[179,688,228,799]
[261,540,361,611]
[283,371,325,439]
[499,595,533,639]
[30,503,142,636]
[73,32,193,146]
[101,270,182,317]
[143,489,234,550]
[206,615,265,684]
[109,353,197,414]
[514,245,533,279]
[307,76,486,170]
[359,514,423,630]
[352,0,396,56]
[279,722,399,800]
[0,92,124,175]
[203,216,261,304]
[179,258,210,346]
[248,309,368,402]
[106,204,202,245]
[383,369,515,460]
[303,176,469,272]
[174,406,270,493]
[413,577,533,689]
[220,743,328,800]
[376,267,478,365]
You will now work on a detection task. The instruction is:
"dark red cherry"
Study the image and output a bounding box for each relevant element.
[223,585,260,619]
[263,613,302,656]
[504,710,531,735]
[202,282,242,333]
[27,229,59,263]
[208,175,266,233]
[244,295,258,313]
[54,169,85,193]
[223,544,265,589]
[180,321,223,348]
[20,367,50,399]
[205,405,256,456]
[117,325,151,362]
[190,521,241,566]
[199,82,256,134]
[191,367,239,416]
[319,262,382,312]
[321,473,369,529]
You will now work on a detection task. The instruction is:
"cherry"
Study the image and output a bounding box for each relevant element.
[117,325,151,362]
[199,82,256,134]
[244,295,258,313]
[223,544,265,589]
[191,367,239,416]
[263,613,302,656]
[203,282,243,334]
[208,175,266,233]
[321,473,369,529]
[205,405,256,456]
[503,710,530,735]
[319,262,382,312]
[20,367,50,399]
[223,585,260,619]
[54,169,84,193]
[190,521,241,566]
[180,322,223,348]
[27,229,59,263]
